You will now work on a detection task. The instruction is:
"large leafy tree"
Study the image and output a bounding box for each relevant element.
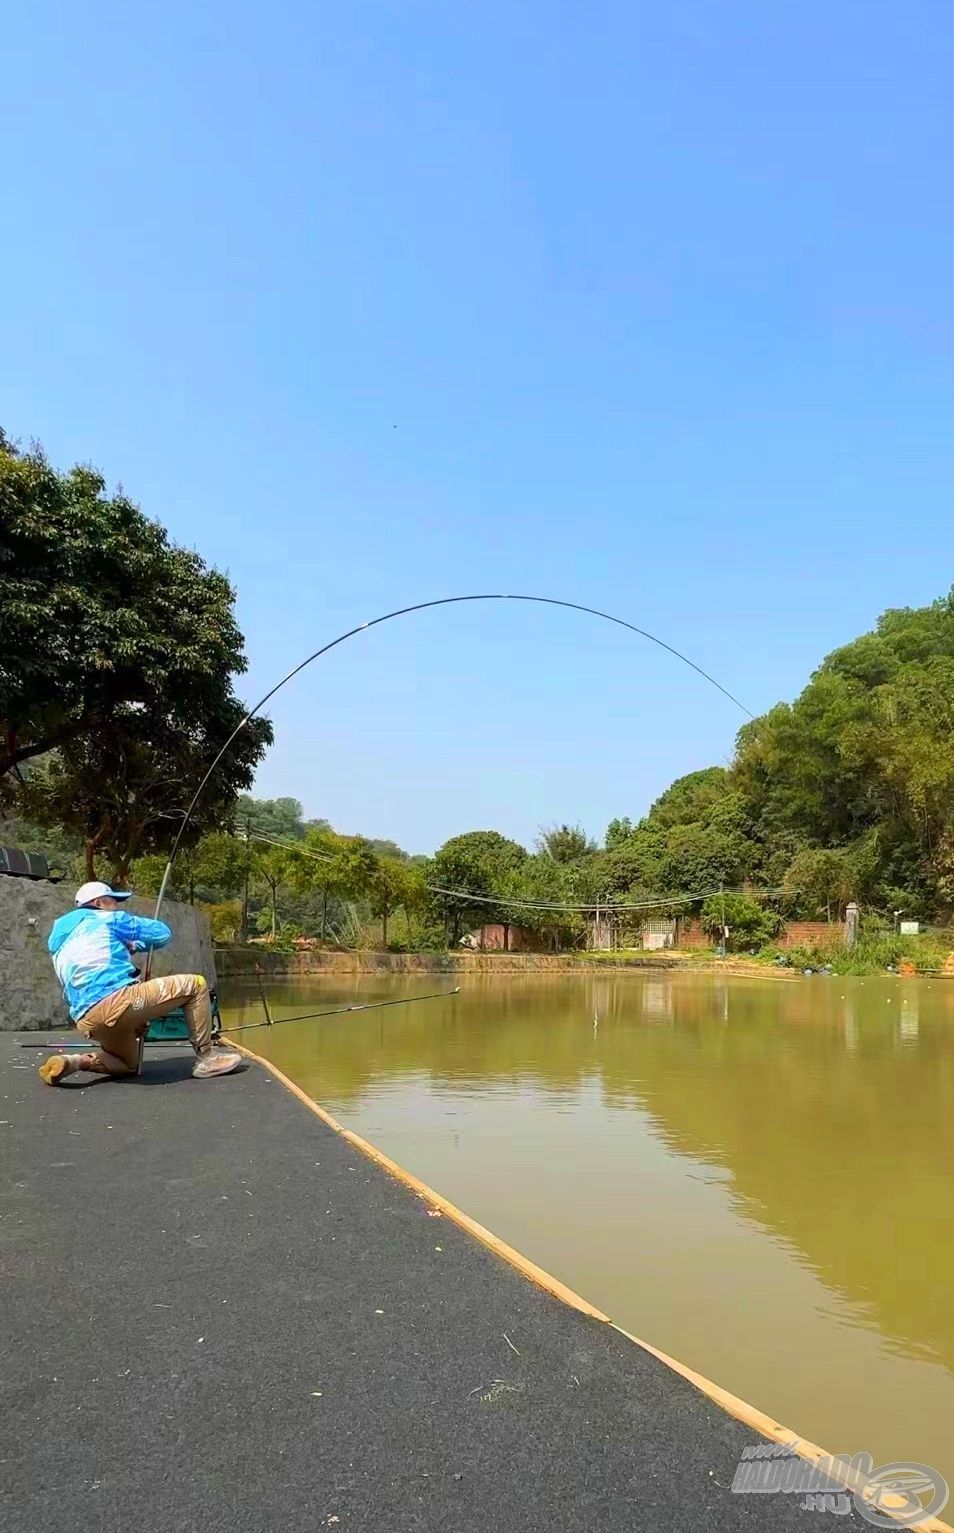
[0,432,254,779]
[604,816,633,851]
[290,827,377,939]
[429,830,528,944]
[783,848,858,922]
[235,795,311,841]
[20,700,271,882]
[133,831,247,905]
[497,855,588,950]
[367,857,425,946]
[733,589,954,912]
[537,823,596,863]
[251,842,297,939]
[598,787,752,903]
[647,767,731,830]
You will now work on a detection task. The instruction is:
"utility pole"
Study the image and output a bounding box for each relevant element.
[241,816,251,943]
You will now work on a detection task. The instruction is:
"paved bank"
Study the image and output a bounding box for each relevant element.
[2,1034,875,1531]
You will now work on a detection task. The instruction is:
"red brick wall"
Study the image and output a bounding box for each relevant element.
[674,918,838,950]
[675,919,708,948]
[479,924,548,953]
[778,921,838,949]
[485,918,841,953]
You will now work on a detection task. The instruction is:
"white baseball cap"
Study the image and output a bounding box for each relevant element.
[74,880,133,907]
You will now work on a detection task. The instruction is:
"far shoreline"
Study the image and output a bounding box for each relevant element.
[215,946,805,980]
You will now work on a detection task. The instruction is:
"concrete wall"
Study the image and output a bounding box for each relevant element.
[0,879,216,1031]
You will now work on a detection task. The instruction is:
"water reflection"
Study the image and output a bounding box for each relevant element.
[220,970,954,1482]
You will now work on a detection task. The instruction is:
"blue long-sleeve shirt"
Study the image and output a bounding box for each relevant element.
[48,908,173,1021]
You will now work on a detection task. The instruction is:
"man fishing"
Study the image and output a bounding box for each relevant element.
[39,880,243,1084]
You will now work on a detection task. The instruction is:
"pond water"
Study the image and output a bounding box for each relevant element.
[218,970,954,1485]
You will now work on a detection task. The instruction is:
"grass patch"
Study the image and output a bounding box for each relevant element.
[761,933,951,976]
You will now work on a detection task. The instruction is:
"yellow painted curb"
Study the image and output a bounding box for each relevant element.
[611,1327,952,1532]
[235,1038,952,1533]
[233,1039,607,1321]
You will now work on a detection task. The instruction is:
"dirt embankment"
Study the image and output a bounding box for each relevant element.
[214,947,800,980]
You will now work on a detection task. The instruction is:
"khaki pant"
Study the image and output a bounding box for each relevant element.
[76,974,212,1075]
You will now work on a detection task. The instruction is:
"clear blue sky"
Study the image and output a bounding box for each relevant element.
[3,3,953,853]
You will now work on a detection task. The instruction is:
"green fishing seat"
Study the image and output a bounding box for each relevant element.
[145,990,223,1041]
[145,1007,190,1040]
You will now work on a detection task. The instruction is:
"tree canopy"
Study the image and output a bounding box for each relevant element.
[537,823,596,862]
[1,431,271,874]
[732,590,954,914]
[20,699,270,881]
[5,429,953,948]
[430,830,529,943]
[0,432,256,780]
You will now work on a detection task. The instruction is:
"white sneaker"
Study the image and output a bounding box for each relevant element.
[192,1048,243,1079]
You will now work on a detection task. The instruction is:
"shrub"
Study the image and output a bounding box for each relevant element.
[199,899,243,945]
[766,932,950,975]
[701,893,783,952]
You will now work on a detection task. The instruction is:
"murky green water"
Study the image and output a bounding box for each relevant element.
[219,970,954,1484]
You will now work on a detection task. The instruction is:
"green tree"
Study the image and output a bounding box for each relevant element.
[783,848,858,922]
[252,841,296,938]
[537,823,596,862]
[732,588,954,915]
[367,856,423,946]
[191,832,248,898]
[657,810,752,895]
[199,899,243,944]
[602,824,666,895]
[498,855,586,951]
[600,780,754,904]
[132,831,246,904]
[700,893,782,952]
[366,837,408,860]
[429,830,528,945]
[0,432,256,780]
[235,795,308,840]
[19,701,270,883]
[0,788,83,875]
[605,816,633,851]
[290,828,377,940]
[648,767,731,830]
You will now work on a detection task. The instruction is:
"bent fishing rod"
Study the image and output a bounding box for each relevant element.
[141,593,752,1035]
[149,592,753,936]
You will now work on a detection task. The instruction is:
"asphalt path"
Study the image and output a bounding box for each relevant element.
[1,1033,872,1531]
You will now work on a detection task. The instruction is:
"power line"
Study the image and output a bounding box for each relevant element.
[424,882,782,913]
[245,829,335,861]
[243,827,783,916]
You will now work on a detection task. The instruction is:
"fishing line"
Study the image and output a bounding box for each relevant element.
[19,986,460,1051]
[143,594,753,1036]
[221,985,461,1034]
